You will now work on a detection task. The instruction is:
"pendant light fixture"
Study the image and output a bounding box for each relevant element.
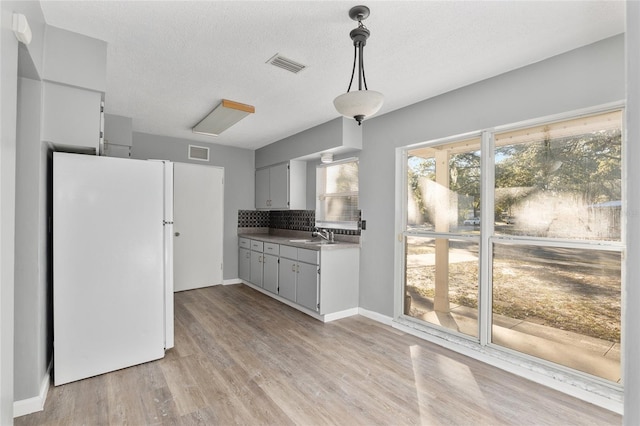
[333,5,383,126]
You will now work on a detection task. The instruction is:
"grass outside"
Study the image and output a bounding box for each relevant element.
[406,243,621,343]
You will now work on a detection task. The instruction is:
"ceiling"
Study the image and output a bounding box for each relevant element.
[39,1,625,151]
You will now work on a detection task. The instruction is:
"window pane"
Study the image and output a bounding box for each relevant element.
[405,236,479,338]
[316,160,359,228]
[407,137,481,234]
[491,243,621,381]
[495,110,622,241]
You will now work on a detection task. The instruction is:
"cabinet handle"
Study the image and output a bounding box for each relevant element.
[292,263,296,272]
[296,264,300,273]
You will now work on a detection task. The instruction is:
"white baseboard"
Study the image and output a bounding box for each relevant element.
[358,307,393,326]
[323,308,359,322]
[223,278,242,285]
[14,363,50,418]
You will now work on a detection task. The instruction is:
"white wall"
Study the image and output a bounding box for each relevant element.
[358,34,625,317]
[131,132,255,281]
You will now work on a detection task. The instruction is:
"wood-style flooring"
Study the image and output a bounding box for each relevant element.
[16,284,621,425]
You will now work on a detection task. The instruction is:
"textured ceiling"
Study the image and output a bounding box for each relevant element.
[39,1,625,150]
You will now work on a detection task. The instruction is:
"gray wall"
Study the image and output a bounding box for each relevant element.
[255,117,361,169]
[624,2,640,423]
[131,133,255,281]
[358,34,625,317]
[14,77,48,402]
[1,1,47,420]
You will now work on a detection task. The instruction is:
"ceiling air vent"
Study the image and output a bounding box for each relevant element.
[266,54,306,74]
[188,145,210,161]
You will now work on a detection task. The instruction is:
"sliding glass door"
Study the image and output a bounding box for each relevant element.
[400,108,623,382]
[404,137,481,339]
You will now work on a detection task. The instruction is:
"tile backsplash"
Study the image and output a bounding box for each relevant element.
[237,210,270,228]
[238,210,361,236]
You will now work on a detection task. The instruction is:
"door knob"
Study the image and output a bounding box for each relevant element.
[174,232,180,237]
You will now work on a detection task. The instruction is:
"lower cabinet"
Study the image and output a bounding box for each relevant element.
[278,257,297,302]
[263,253,279,294]
[239,247,251,282]
[239,237,359,320]
[296,261,319,311]
[250,250,263,287]
[279,248,319,311]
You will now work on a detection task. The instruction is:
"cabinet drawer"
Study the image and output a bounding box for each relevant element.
[280,245,297,260]
[250,240,264,252]
[239,237,250,249]
[264,243,279,255]
[298,248,319,265]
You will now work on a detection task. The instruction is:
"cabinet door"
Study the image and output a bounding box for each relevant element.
[269,163,289,209]
[263,254,279,294]
[255,168,270,209]
[250,251,263,287]
[297,261,319,311]
[42,82,102,152]
[278,258,296,302]
[239,248,251,282]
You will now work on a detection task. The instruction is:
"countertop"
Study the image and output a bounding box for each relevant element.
[238,230,360,251]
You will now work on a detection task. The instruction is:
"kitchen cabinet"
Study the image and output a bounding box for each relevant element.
[238,236,359,321]
[104,113,132,158]
[42,82,102,153]
[239,238,251,282]
[279,246,319,311]
[255,161,306,210]
[239,247,251,282]
[249,240,264,287]
[278,257,296,302]
[263,243,279,294]
[263,254,279,294]
[296,261,319,311]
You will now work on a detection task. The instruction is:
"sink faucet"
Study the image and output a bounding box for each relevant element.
[313,228,334,243]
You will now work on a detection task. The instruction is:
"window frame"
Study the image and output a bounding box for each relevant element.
[315,157,360,230]
[394,102,625,396]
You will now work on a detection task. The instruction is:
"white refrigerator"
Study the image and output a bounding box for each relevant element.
[53,152,174,386]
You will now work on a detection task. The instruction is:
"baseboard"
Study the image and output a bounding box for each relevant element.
[223,278,243,285]
[323,308,359,322]
[14,363,51,418]
[358,307,393,326]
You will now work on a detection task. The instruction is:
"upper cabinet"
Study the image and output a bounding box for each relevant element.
[103,114,132,158]
[41,82,102,154]
[255,161,306,210]
[41,26,107,154]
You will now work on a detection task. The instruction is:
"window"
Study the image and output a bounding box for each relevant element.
[405,137,481,338]
[400,108,623,383]
[316,158,359,230]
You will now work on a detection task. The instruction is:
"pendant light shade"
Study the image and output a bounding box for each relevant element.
[334,90,384,123]
[333,5,383,125]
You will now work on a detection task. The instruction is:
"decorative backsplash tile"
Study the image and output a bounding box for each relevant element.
[237,210,270,228]
[237,209,361,236]
[270,210,315,231]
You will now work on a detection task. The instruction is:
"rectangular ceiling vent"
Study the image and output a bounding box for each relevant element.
[188,145,210,161]
[267,54,306,74]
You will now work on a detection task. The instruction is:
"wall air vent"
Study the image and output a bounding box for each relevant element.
[188,145,210,161]
[266,54,306,74]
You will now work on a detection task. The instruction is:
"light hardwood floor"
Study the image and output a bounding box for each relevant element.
[17,284,621,425]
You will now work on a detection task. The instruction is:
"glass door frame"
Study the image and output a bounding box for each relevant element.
[393,102,626,392]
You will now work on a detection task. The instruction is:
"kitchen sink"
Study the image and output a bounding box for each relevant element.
[288,239,334,245]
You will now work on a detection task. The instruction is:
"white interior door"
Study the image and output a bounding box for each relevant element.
[173,162,224,291]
